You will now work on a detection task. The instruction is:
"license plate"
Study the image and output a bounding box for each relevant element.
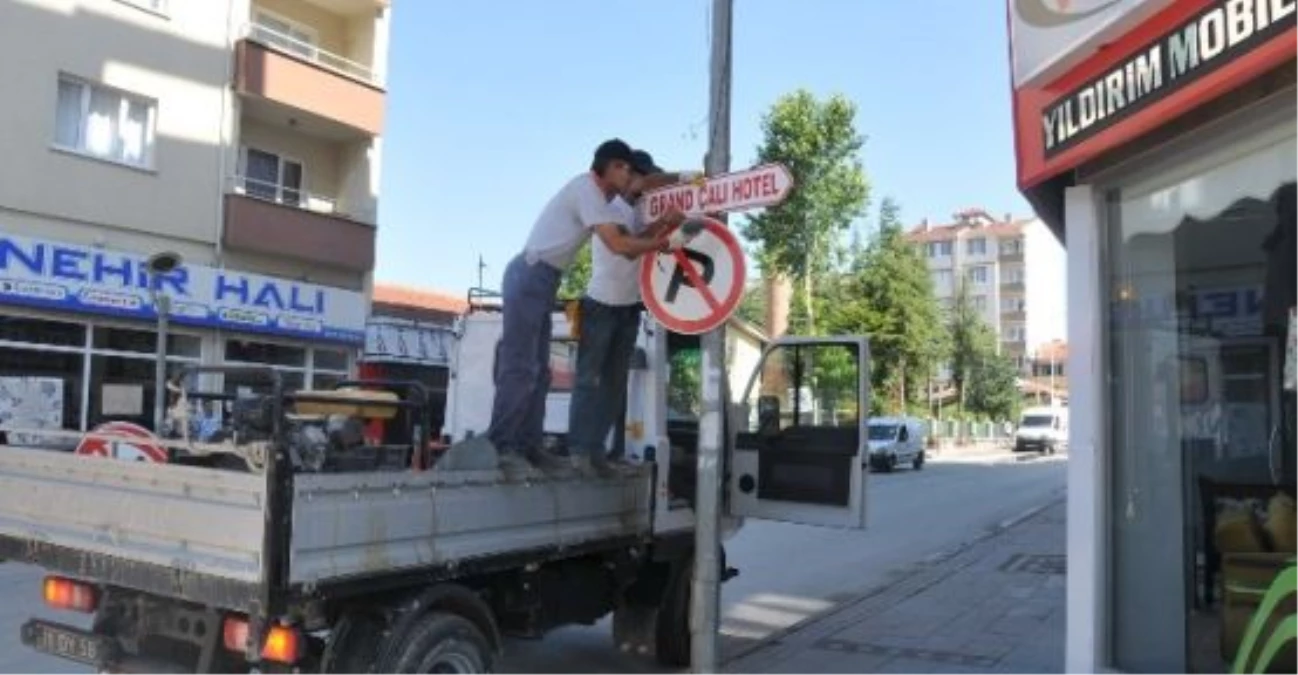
[22,620,109,665]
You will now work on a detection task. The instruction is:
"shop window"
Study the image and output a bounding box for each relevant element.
[92,325,201,358]
[311,372,347,391]
[225,339,306,368]
[0,316,85,348]
[314,348,350,372]
[0,347,84,445]
[87,355,186,430]
[224,368,305,397]
[1104,125,1296,673]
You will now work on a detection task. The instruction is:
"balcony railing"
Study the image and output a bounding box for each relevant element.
[230,175,375,224]
[242,21,379,86]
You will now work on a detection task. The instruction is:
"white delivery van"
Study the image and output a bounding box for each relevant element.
[866,417,926,472]
[1014,405,1068,454]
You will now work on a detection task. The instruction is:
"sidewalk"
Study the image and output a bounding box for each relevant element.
[724,499,1066,674]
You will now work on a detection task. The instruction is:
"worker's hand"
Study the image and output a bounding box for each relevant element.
[661,219,705,252]
[658,206,687,229]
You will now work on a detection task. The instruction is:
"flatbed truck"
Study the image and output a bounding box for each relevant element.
[0,297,870,672]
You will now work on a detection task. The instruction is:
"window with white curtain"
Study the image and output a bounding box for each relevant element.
[54,75,156,169]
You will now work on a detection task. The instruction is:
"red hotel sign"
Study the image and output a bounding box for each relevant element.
[1011,0,1296,189]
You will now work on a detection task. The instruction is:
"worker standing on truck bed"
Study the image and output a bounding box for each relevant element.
[570,150,699,476]
[488,139,682,478]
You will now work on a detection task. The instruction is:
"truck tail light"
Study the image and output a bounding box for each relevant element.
[222,617,301,664]
[42,576,98,613]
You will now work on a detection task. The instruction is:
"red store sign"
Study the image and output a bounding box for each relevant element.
[1011,0,1297,190]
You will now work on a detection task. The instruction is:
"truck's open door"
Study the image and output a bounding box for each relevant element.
[727,336,869,528]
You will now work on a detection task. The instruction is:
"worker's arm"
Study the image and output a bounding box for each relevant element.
[592,222,667,259]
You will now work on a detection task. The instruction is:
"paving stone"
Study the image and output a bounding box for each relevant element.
[723,499,1068,674]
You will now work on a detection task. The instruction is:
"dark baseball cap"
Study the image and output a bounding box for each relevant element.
[630,150,663,176]
[592,139,635,168]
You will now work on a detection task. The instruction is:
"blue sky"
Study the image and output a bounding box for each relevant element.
[375,0,1028,293]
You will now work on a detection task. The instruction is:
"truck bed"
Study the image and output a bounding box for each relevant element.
[0,445,654,611]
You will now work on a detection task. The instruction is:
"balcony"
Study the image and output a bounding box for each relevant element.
[1001,310,1027,322]
[234,23,384,138]
[999,248,1024,263]
[223,176,375,272]
[1001,280,1025,293]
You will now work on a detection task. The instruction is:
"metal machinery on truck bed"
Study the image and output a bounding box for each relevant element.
[0,296,871,673]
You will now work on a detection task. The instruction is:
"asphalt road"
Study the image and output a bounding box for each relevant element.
[0,453,1066,674]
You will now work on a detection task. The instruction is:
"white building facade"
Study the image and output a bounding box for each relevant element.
[907,209,1066,371]
[0,0,391,439]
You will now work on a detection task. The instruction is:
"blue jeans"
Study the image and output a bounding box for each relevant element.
[568,297,640,459]
[488,254,561,456]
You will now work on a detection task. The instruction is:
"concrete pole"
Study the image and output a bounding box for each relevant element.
[691,0,731,671]
[153,291,170,434]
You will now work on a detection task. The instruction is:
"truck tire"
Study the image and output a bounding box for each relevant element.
[655,558,692,668]
[381,611,493,673]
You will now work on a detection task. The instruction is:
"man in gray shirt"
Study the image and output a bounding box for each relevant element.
[488,139,682,476]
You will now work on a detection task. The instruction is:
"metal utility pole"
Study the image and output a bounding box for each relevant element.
[691,0,731,671]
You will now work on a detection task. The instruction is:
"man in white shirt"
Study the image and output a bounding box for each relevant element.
[487,140,683,478]
[570,150,699,475]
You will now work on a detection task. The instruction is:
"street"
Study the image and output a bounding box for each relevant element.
[0,454,1064,673]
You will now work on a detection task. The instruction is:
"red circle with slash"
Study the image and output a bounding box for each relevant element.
[75,420,168,463]
[639,217,746,335]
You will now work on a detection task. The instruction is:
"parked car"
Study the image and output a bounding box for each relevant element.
[867,417,926,472]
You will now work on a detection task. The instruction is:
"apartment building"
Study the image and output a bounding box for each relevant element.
[906,208,1066,372]
[0,0,390,436]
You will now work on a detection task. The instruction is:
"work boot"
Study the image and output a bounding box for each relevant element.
[526,448,571,475]
[583,454,622,479]
[498,452,534,482]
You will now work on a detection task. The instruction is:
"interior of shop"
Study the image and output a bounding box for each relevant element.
[1105,130,1296,672]
[0,315,353,451]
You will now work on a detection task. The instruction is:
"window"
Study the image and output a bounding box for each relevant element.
[0,348,85,442]
[927,241,952,258]
[0,316,85,348]
[222,339,352,395]
[240,147,304,207]
[1005,326,1025,342]
[54,75,156,169]
[967,266,989,285]
[251,9,319,60]
[966,237,987,255]
[932,270,953,286]
[92,325,201,358]
[970,295,987,311]
[1000,238,1024,255]
[1001,297,1025,313]
[1003,265,1025,284]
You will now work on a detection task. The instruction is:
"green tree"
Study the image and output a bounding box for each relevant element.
[744,90,869,337]
[735,282,766,328]
[966,353,1021,421]
[947,280,1018,418]
[949,280,991,413]
[822,198,946,414]
[558,246,592,299]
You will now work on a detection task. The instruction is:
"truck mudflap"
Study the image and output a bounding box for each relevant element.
[21,619,117,670]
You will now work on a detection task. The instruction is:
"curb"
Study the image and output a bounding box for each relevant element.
[721,492,1067,668]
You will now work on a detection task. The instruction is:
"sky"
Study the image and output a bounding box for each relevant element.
[375,0,1030,294]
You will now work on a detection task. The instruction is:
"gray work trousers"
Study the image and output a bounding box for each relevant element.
[487,254,561,457]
